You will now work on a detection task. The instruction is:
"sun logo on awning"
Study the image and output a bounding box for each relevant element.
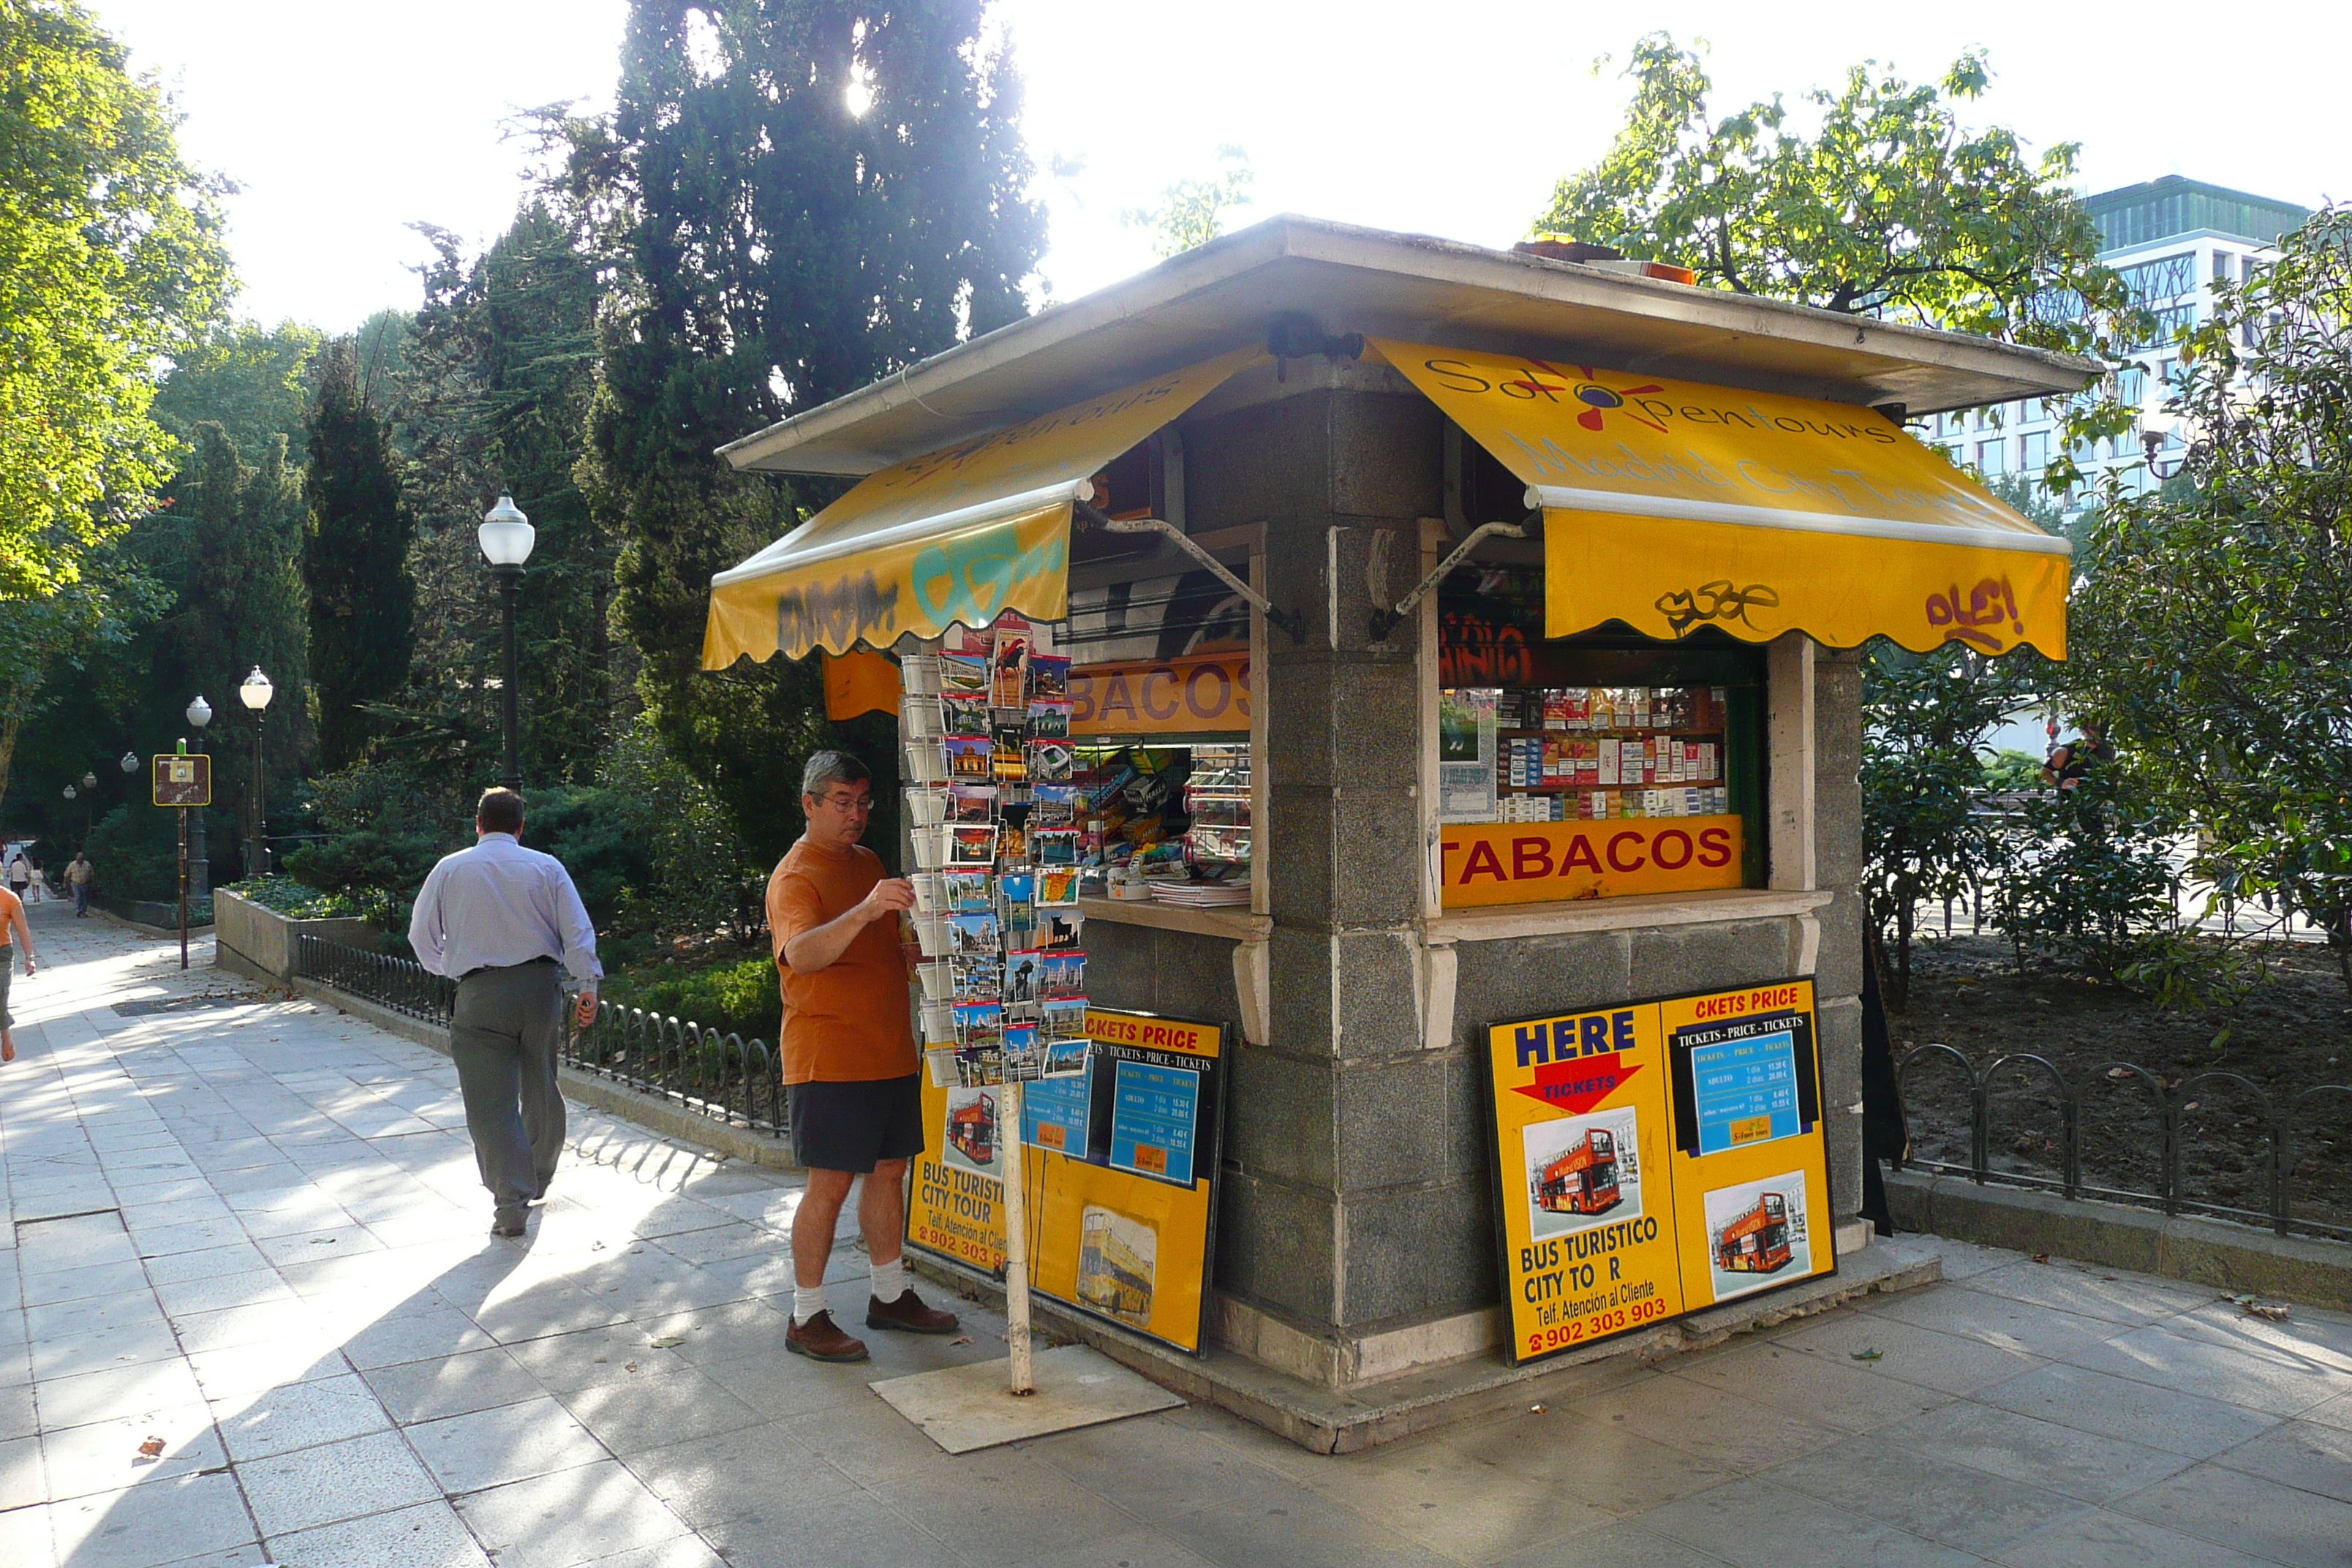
[1495,359,1670,433]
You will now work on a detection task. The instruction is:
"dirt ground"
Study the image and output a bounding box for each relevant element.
[1888,934,2352,1239]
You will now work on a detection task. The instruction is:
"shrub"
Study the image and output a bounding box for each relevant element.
[282,829,445,928]
[600,952,781,1044]
[83,803,234,902]
[522,785,652,928]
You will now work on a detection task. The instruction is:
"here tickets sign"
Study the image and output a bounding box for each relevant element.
[1484,979,1832,1365]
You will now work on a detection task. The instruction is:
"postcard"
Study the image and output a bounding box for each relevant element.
[1028,699,1071,739]
[1029,654,1070,702]
[948,911,999,956]
[944,735,992,780]
[1033,829,1079,867]
[1038,911,1085,951]
[943,871,993,912]
[991,628,1030,709]
[1039,950,1085,998]
[951,954,1001,1000]
[1043,997,1088,1037]
[948,824,998,866]
[1002,949,1045,1005]
[949,784,997,823]
[1035,867,1080,906]
[1029,742,1074,783]
[1043,1036,1090,1077]
[941,652,988,694]
[942,691,991,734]
[999,818,1028,863]
[998,873,1034,927]
[952,1001,1003,1047]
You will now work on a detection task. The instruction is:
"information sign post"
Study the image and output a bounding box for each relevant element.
[152,751,212,969]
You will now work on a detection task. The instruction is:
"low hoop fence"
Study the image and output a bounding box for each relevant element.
[291,935,784,1134]
[1896,1043,2352,1244]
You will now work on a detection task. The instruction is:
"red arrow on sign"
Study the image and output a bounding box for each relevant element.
[1512,1052,1642,1117]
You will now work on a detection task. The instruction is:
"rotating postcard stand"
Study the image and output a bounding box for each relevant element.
[870,632,1181,1452]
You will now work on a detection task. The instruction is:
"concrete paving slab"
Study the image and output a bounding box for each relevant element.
[870,1343,1184,1454]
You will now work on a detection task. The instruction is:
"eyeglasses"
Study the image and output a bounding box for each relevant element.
[822,793,875,813]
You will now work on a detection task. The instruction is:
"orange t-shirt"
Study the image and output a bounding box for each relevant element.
[766,838,916,1084]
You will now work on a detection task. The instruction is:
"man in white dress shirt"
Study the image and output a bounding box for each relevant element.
[410,788,601,1237]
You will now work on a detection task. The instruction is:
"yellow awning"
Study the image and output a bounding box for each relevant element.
[704,347,1262,667]
[1371,338,2068,658]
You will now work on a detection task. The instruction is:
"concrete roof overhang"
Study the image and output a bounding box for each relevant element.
[719,214,2105,478]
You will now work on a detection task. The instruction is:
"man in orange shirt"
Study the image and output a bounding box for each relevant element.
[770,750,959,1362]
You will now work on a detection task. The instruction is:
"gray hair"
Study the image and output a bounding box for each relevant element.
[800,750,872,799]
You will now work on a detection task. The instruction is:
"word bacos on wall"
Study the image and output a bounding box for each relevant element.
[1068,654,1250,736]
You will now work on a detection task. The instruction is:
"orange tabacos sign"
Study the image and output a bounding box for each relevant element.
[1068,654,1249,736]
[1440,817,1744,908]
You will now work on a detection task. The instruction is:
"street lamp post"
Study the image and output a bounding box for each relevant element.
[240,668,275,877]
[186,695,212,897]
[61,785,77,862]
[479,494,535,793]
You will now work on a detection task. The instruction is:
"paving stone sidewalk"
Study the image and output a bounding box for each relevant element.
[2,901,2349,1567]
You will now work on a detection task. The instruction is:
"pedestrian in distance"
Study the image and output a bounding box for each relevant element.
[26,860,45,904]
[408,788,601,1238]
[66,853,93,917]
[2041,718,2113,792]
[771,750,958,1362]
[0,881,36,1064]
[5,850,26,903]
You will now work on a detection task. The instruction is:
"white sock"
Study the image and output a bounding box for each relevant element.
[793,1283,828,1325]
[870,1255,905,1303]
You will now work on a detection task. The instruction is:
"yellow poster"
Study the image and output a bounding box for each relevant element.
[1068,654,1251,736]
[905,1007,1225,1353]
[1485,979,1833,1365]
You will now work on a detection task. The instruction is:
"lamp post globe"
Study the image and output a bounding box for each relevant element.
[183,696,210,897]
[62,785,74,801]
[81,772,96,791]
[480,494,532,792]
[241,666,275,877]
[121,751,137,774]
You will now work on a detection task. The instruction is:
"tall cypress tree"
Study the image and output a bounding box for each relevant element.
[303,342,413,772]
[565,0,1044,863]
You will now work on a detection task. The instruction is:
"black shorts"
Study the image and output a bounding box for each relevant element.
[786,1074,925,1173]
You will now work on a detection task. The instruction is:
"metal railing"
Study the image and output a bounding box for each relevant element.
[291,935,783,1134]
[1898,1043,2352,1243]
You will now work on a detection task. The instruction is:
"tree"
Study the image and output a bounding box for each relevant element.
[1539,35,2141,489]
[1122,145,1254,258]
[0,551,165,819]
[302,342,413,772]
[2063,204,2352,989]
[0,0,231,595]
[561,0,1045,864]
[149,318,323,467]
[1861,644,2038,1007]
[397,207,611,787]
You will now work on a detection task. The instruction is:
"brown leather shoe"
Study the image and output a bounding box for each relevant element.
[867,1288,960,1335]
[785,1310,869,1362]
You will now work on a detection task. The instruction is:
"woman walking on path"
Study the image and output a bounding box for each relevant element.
[0,883,37,1063]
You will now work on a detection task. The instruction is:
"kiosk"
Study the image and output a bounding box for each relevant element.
[706,216,2094,1444]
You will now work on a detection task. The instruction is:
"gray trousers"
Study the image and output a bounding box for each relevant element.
[451,960,566,1214]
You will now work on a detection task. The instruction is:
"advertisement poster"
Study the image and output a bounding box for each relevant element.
[1485,979,1831,1365]
[906,1006,1226,1353]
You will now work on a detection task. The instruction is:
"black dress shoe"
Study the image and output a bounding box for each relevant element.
[491,1210,528,1237]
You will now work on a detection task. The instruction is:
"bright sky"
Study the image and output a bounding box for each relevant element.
[91,0,2348,335]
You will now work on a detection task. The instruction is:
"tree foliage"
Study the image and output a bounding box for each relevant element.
[1539,34,2139,488]
[149,318,322,466]
[1121,145,1253,258]
[2063,204,2352,987]
[302,341,413,772]
[561,0,1045,864]
[0,0,232,594]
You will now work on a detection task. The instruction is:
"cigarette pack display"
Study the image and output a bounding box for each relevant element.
[1542,690,1569,730]
[1599,743,1620,786]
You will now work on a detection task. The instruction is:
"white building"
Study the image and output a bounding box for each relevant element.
[1925,176,2310,501]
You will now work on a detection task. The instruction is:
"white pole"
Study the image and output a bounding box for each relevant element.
[1000,1079,1033,1395]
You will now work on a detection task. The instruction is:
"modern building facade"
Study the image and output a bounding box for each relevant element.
[1925,176,2310,500]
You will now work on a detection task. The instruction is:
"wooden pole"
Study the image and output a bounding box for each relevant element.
[1000,1078,1033,1395]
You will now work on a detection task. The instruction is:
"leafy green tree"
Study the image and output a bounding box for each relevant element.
[302,341,413,772]
[2063,204,2352,989]
[1539,34,2140,489]
[1122,145,1254,257]
[0,0,232,595]
[397,207,610,786]
[149,318,323,466]
[0,551,165,820]
[1861,644,2038,1006]
[562,0,1045,864]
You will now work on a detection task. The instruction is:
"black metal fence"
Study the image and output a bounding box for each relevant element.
[291,935,785,1134]
[1898,1043,2352,1243]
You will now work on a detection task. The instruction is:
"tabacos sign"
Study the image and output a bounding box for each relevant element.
[1069,654,1250,735]
[1440,818,1744,909]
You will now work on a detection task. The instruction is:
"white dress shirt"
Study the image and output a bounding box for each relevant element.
[408,832,603,986]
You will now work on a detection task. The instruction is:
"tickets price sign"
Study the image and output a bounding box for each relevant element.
[1484,979,1832,1365]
